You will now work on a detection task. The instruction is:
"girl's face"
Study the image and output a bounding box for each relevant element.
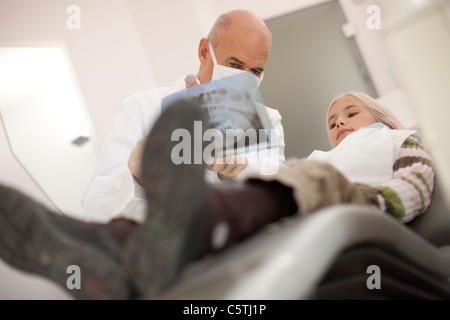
[327,95,378,148]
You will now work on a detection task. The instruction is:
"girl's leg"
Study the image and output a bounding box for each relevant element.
[125,98,298,297]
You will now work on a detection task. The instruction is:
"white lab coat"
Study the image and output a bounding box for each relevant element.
[81,74,286,223]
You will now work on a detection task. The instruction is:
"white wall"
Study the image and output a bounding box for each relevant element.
[379,0,450,208]
[0,0,156,211]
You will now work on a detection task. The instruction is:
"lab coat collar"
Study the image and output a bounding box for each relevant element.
[171,74,198,91]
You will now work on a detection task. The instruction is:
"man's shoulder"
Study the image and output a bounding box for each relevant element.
[122,75,187,106]
[122,86,177,105]
[260,103,281,120]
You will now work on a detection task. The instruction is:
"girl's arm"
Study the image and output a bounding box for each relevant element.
[375,134,435,223]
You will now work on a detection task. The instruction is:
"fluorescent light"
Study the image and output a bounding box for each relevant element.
[0,47,90,141]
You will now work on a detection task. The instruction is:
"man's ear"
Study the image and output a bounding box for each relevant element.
[198,38,209,63]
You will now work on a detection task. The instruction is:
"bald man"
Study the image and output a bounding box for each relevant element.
[81,10,286,223]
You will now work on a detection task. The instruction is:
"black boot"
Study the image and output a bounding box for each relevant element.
[124,98,297,298]
[123,99,208,298]
[0,185,134,299]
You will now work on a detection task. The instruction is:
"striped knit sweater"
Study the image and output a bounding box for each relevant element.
[375,134,434,223]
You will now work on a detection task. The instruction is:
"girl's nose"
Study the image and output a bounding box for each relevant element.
[336,117,345,127]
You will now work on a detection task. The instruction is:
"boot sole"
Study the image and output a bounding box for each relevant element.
[0,185,130,300]
[125,98,208,297]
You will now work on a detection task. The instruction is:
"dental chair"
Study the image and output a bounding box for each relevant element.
[157,174,450,300]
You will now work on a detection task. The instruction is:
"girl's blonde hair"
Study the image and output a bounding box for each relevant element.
[328,91,407,130]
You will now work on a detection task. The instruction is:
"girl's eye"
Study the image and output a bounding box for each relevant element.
[349,112,358,117]
[329,123,336,129]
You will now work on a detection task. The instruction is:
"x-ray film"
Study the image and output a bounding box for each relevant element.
[161,73,279,158]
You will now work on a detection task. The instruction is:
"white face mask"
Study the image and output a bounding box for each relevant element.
[208,42,264,92]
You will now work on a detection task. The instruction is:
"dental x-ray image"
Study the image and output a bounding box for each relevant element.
[161,73,279,158]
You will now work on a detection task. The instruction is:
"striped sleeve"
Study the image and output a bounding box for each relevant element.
[375,134,435,223]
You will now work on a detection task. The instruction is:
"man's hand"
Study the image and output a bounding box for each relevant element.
[206,154,248,179]
[129,140,248,183]
[128,138,146,185]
